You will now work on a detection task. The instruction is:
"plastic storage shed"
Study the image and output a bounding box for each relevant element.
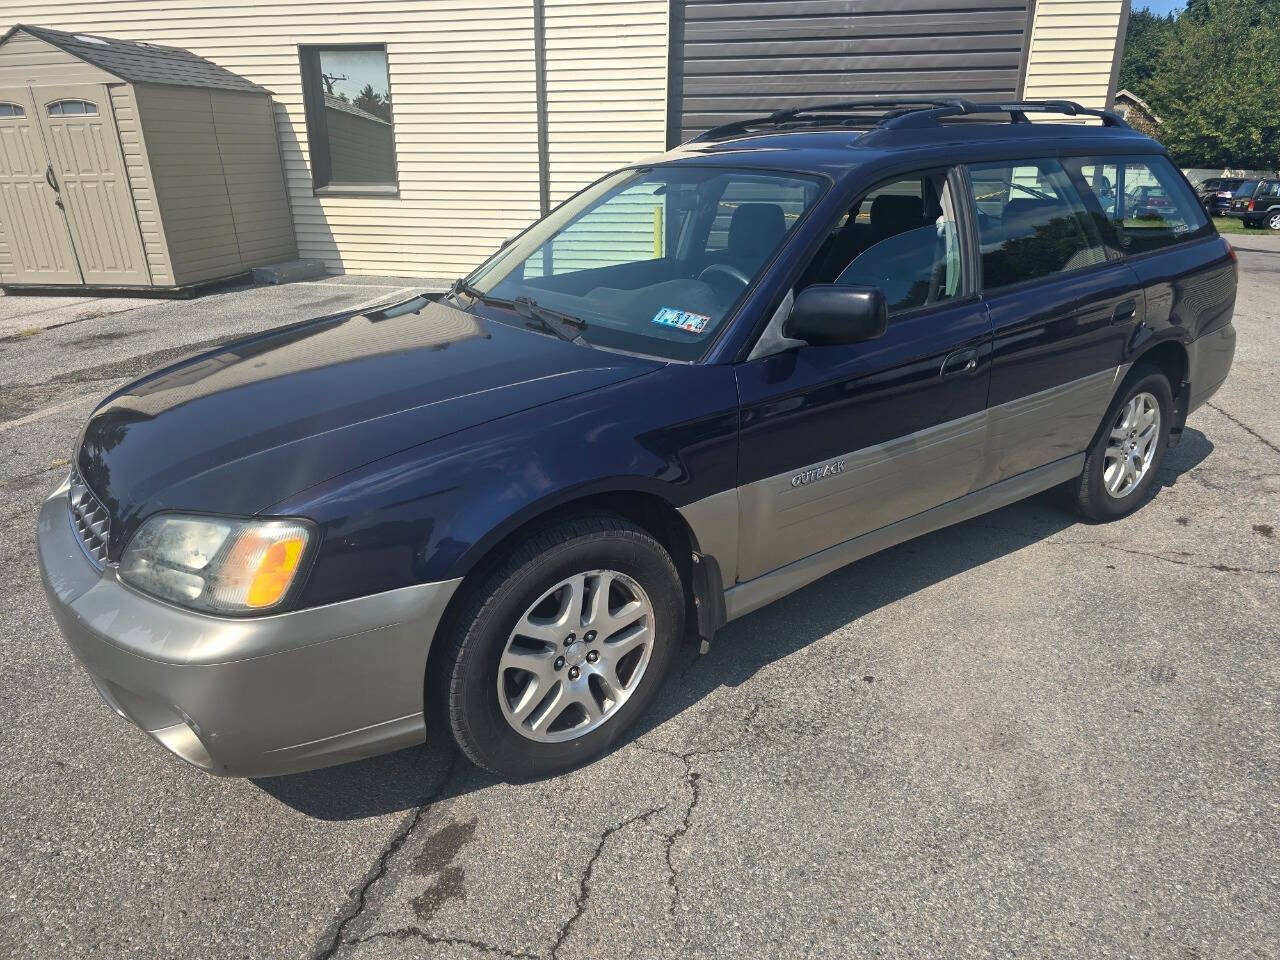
[0,24,296,292]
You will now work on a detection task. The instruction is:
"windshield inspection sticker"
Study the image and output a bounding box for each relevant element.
[651,306,710,335]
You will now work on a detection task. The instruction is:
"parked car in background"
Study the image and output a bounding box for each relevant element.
[38,99,1238,782]
[1197,177,1246,216]
[1227,179,1262,219]
[1240,179,1280,230]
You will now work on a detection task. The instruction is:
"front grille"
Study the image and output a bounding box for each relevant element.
[68,473,111,567]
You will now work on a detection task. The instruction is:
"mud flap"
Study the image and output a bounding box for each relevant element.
[690,552,727,654]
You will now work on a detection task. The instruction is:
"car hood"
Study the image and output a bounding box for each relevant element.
[76,295,661,554]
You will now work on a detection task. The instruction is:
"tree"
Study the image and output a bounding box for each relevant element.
[1121,0,1280,170]
[353,83,392,122]
[1117,8,1175,96]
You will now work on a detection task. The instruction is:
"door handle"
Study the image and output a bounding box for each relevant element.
[44,165,58,192]
[940,348,980,377]
[1112,299,1137,323]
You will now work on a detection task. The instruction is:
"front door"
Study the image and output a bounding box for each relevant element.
[734,167,992,582]
[0,85,81,284]
[35,84,149,286]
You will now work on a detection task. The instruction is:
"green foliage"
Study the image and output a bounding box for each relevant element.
[1118,9,1176,94]
[1122,0,1280,169]
[353,83,392,122]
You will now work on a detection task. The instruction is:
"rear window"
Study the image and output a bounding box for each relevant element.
[1236,180,1259,195]
[1071,155,1211,255]
[967,158,1107,291]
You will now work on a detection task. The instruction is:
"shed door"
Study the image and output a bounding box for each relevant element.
[0,86,81,284]
[36,84,149,286]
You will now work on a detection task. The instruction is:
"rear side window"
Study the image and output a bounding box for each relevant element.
[1071,156,1211,255]
[967,158,1107,291]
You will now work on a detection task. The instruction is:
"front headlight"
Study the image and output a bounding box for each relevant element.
[119,514,314,615]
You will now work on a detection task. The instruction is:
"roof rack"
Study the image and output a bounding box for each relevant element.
[691,98,1129,142]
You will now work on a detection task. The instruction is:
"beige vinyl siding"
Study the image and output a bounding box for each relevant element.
[1022,0,1127,109]
[0,31,116,84]
[109,84,172,284]
[209,90,296,266]
[6,1,669,280]
[133,82,240,285]
[544,0,668,206]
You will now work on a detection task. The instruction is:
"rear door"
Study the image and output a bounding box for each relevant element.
[734,167,992,581]
[0,86,81,284]
[35,84,149,286]
[966,157,1142,487]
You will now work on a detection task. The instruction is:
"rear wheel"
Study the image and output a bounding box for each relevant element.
[1070,366,1173,522]
[435,512,684,780]
[1268,211,1280,231]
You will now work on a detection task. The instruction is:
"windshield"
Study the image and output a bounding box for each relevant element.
[464,166,825,361]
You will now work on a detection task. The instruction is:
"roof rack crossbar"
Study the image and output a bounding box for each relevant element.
[690,98,1129,142]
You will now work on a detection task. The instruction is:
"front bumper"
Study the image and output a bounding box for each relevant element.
[37,480,461,777]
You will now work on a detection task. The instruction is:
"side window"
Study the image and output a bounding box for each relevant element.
[967,158,1107,291]
[803,172,963,317]
[46,100,98,116]
[299,44,397,192]
[1071,155,1210,255]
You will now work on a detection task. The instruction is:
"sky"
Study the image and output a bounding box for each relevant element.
[1134,0,1185,14]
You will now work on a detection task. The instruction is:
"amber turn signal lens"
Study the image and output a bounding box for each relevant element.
[245,536,306,608]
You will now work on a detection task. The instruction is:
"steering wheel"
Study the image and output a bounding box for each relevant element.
[697,263,751,290]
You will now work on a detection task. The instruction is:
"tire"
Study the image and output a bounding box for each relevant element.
[434,511,685,780]
[1244,218,1259,229]
[1268,211,1280,231]
[1069,365,1173,522]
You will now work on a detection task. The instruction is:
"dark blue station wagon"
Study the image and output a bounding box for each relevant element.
[38,100,1237,780]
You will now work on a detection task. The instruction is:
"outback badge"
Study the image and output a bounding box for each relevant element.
[791,459,847,488]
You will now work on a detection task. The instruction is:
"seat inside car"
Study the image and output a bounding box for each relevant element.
[724,202,787,274]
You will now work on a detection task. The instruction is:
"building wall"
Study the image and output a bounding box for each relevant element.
[133,82,242,285]
[0,31,115,84]
[6,3,670,280]
[671,0,1036,141]
[209,89,297,268]
[1022,0,1129,109]
[108,83,173,284]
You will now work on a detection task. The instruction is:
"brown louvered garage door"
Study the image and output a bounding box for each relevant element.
[670,0,1035,143]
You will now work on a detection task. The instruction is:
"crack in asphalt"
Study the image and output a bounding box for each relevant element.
[971,524,1280,577]
[351,926,541,959]
[311,753,462,960]
[547,803,668,960]
[1206,402,1280,458]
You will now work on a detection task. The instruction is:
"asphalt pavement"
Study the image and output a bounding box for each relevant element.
[1,244,1276,960]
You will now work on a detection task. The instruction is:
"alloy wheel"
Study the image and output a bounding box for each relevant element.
[1269,212,1280,231]
[1103,391,1161,499]
[497,570,655,742]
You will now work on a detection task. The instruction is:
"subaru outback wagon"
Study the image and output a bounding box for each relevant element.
[39,99,1237,781]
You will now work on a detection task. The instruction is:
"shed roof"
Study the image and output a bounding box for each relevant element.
[2,24,269,95]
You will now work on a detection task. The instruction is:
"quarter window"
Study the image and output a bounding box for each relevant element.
[46,100,98,116]
[299,44,397,192]
[0,102,24,118]
[1071,156,1211,255]
[802,171,963,317]
[968,158,1107,291]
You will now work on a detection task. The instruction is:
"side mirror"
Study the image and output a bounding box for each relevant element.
[783,284,888,346]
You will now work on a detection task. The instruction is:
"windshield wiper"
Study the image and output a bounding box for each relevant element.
[513,296,588,345]
[448,277,507,305]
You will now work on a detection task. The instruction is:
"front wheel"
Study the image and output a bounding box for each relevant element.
[1070,366,1173,522]
[434,512,684,780]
